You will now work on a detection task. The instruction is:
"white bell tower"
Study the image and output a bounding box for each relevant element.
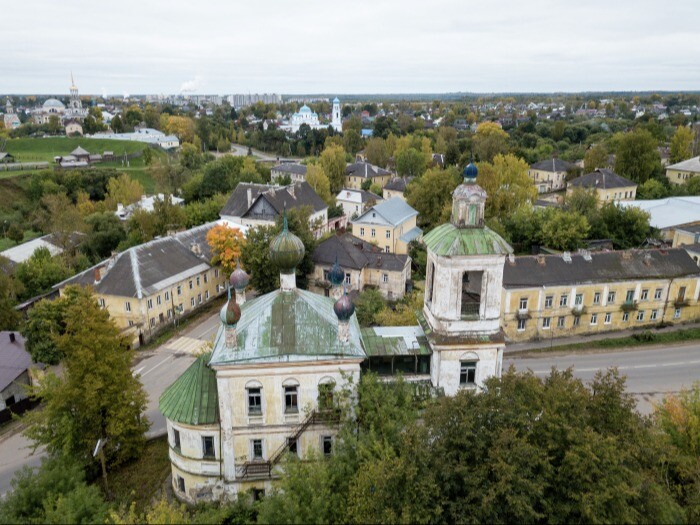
[331,97,341,132]
[421,162,513,395]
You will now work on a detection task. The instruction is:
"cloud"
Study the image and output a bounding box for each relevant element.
[180,76,203,93]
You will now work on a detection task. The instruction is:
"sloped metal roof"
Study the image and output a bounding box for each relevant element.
[361,326,430,356]
[353,197,418,227]
[423,223,512,256]
[210,289,366,365]
[159,353,219,426]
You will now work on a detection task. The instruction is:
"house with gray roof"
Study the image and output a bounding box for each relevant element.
[528,157,576,193]
[220,181,328,237]
[344,161,393,190]
[270,163,308,184]
[335,188,382,218]
[666,156,700,185]
[310,233,410,299]
[567,168,637,204]
[0,332,37,417]
[56,222,229,347]
[350,197,421,255]
[382,176,412,201]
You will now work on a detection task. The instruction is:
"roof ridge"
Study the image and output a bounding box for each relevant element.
[129,249,143,299]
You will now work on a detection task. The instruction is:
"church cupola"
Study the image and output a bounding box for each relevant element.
[328,255,345,299]
[220,287,242,348]
[451,162,486,228]
[269,212,305,291]
[229,261,250,304]
[333,288,355,343]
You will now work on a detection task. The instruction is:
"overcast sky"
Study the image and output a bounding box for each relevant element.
[3,0,699,95]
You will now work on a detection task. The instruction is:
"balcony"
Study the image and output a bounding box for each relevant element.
[516,307,530,320]
[571,304,587,316]
[674,297,689,308]
[620,300,638,312]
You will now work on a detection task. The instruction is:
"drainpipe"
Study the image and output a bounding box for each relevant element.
[661,277,675,324]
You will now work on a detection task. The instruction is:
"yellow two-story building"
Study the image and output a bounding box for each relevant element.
[666,156,700,185]
[350,197,421,255]
[567,168,637,204]
[345,161,393,190]
[501,248,700,342]
[57,223,228,347]
[528,157,575,194]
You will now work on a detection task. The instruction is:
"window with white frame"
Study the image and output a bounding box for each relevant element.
[557,316,565,328]
[150,318,155,327]
[177,285,182,296]
[344,273,351,285]
[165,291,170,301]
[157,295,162,306]
[607,291,616,304]
[622,312,629,322]
[519,298,528,310]
[460,361,477,385]
[190,298,195,307]
[97,298,105,308]
[284,385,298,413]
[382,273,389,283]
[654,288,663,300]
[189,280,193,290]
[604,312,612,324]
[125,301,131,312]
[590,313,598,325]
[360,227,365,236]
[147,298,153,309]
[385,230,391,239]
[371,228,376,238]
[173,428,181,450]
[560,294,568,307]
[636,310,645,322]
[542,317,551,329]
[251,439,264,460]
[575,293,583,306]
[247,387,262,415]
[573,315,581,326]
[545,295,553,308]
[640,289,649,301]
[593,292,601,304]
[517,318,526,331]
[196,276,200,286]
[674,308,682,319]
[625,289,635,302]
[650,309,658,320]
[205,290,209,300]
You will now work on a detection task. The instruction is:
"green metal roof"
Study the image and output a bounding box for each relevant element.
[210,289,366,365]
[423,223,512,256]
[159,353,219,426]
[361,327,431,357]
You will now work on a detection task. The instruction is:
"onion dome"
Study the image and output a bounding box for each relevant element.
[463,162,478,180]
[333,290,355,321]
[269,213,305,273]
[328,256,345,287]
[221,300,241,326]
[229,262,250,291]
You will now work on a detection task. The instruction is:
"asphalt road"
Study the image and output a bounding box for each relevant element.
[505,342,700,414]
[0,315,221,497]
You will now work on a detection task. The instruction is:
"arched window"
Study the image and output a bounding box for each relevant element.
[246,380,263,415]
[461,271,482,318]
[283,378,300,414]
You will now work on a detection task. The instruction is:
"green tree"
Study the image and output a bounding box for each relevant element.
[320,144,346,194]
[179,142,204,170]
[365,137,389,168]
[670,125,695,164]
[540,208,590,250]
[343,129,362,155]
[305,164,333,205]
[15,247,72,300]
[24,287,149,469]
[0,256,22,330]
[6,223,24,244]
[584,143,609,173]
[473,121,510,162]
[104,174,144,210]
[637,178,669,200]
[240,225,278,294]
[81,212,127,262]
[613,128,661,184]
[22,294,71,364]
[396,147,427,178]
[406,167,461,230]
[354,288,385,326]
[477,154,537,220]
[589,203,652,249]
[0,456,108,525]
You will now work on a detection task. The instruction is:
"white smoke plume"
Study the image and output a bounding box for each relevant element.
[180,76,203,93]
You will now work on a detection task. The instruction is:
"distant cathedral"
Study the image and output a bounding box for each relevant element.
[64,74,88,121]
[285,97,342,133]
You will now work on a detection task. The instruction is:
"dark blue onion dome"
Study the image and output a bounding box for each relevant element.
[463,162,478,180]
[220,299,241,325]
[328,256,345,287]
[333,289,355,321]
[229,261,250,291]
[269,213,305,273]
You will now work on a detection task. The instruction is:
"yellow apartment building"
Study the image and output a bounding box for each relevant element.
[344,161,393,190]
[666,156,700,185]
[501,249,700,342]
[528,157,575,193]
[350,197,422,255]
[567,169,637,204]
[56,223,228,347]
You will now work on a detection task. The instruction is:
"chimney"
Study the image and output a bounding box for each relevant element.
[191,242,201,256]
[9,332,16,343]
[94,268,102,283]
[537,255,546,266]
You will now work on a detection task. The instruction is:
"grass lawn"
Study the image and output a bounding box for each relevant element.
[104,436,171,513]
[5,137,147,164]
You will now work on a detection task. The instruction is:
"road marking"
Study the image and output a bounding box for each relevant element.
[132,366,145,377]
[141,355,174,378]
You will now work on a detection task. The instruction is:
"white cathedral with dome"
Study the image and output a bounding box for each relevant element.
[282,97,342,133]
[31,75,88,125]
[159,162,512,503]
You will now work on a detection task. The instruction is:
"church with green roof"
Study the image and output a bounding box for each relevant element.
[160,163,512,502]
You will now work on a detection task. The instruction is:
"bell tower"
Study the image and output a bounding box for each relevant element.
[331,97,341,132]
[421,162,513,395]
